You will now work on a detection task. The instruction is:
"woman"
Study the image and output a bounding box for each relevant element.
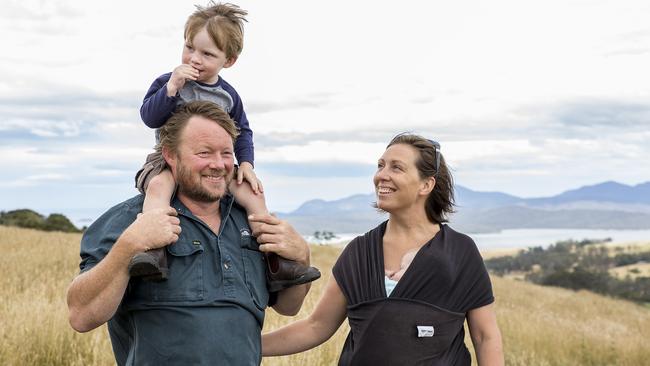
[262,133,504,365]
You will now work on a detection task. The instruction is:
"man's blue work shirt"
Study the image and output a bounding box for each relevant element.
[79,194,271,365]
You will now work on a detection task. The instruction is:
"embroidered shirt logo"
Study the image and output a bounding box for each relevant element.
[417,325,435,337]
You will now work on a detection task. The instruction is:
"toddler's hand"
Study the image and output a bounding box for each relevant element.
[237,162,264,194]
[167,64,200,97]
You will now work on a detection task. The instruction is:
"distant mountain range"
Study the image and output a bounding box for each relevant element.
[277,181,650,235]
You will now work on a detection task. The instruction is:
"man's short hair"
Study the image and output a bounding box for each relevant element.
[158,100,240,155]
[185,2,248,60]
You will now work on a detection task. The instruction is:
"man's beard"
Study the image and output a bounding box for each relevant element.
[176,161,231,203]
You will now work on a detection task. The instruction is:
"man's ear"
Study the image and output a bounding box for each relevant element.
[162,146,176,170]
[224,56,238,68]
[419,177,436,196]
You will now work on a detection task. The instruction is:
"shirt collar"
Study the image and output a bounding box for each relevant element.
[171,193,235,235]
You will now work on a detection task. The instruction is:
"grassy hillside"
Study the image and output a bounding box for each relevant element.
[484,238,650,304]
[1,226,649,365]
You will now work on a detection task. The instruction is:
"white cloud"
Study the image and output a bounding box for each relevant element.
[444,140,539,165]
[260,174,374,213]
[1,0,650,215]
[259,141,385,164]
[1,119,84,137]
[0,173,70,188]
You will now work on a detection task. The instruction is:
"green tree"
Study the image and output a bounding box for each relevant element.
[43,213,80,233]
[0,209,80,233]
[0,209,45,229]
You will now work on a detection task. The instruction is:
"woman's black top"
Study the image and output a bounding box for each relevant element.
[332,221,494,365]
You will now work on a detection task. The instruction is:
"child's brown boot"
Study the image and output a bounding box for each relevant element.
[128,248,168,282]
[266,253,321,292]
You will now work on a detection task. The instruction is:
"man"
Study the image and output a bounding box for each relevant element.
[67,101,311,365]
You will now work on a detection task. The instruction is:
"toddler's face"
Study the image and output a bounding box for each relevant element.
[182,26,235,84]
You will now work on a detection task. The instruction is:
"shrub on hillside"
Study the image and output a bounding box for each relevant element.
[43,214,80,233]
[0,209,80,233]
[0,209,45,229]
[485,239,650,304]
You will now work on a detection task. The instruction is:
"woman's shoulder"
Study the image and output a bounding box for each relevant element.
[335,221,386,267]
[441,224,475,243]
[333,221,387,298]
[439,224,482,255]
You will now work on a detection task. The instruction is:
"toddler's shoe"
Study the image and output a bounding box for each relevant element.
[266,253,321,292]
[128,248,168,282]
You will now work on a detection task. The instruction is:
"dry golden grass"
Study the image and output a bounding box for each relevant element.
[262,244,349,366]
[480,248,522,259]
[609,262,650,279]
[492,276,650,366]
[605,241,650,252]
[2,225,650,365]
[0,226,113,366]
[596,240,650,256]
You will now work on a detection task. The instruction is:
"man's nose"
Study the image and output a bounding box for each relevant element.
[208,156,225,169]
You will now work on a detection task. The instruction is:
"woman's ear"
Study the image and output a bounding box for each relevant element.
[419,176,436,196]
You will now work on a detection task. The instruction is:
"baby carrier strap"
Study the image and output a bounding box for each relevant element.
[342,298,466,365]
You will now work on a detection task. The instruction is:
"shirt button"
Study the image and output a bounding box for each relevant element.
[224,262,230,270]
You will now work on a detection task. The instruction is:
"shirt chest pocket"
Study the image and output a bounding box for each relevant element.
[240,231,269,310]
[128,236,205,303]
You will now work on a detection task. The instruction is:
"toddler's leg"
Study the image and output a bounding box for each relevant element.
[143,170,176,213]
[229,179,321,293]
[228,178,269,233]
[129,169,176,281]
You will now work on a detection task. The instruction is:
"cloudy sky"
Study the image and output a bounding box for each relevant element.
[1,0,649,225]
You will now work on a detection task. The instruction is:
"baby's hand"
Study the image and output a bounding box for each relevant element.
[167,64,199,97]
[391,270,405,281]
[237,162,264,194]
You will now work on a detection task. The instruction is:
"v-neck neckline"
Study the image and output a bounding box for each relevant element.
[378,221,444,298]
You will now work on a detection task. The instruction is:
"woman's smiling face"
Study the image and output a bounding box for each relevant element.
[373,143,427,213]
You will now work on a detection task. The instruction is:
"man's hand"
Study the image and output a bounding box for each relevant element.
[166,64,199,97]
[67,207,180,333]
[236,162,263,194]
[249,214,309,266]
[121,207,181,253]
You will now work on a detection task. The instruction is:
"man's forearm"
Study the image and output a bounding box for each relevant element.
[272,282,310,316]
[66,237,135,332]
